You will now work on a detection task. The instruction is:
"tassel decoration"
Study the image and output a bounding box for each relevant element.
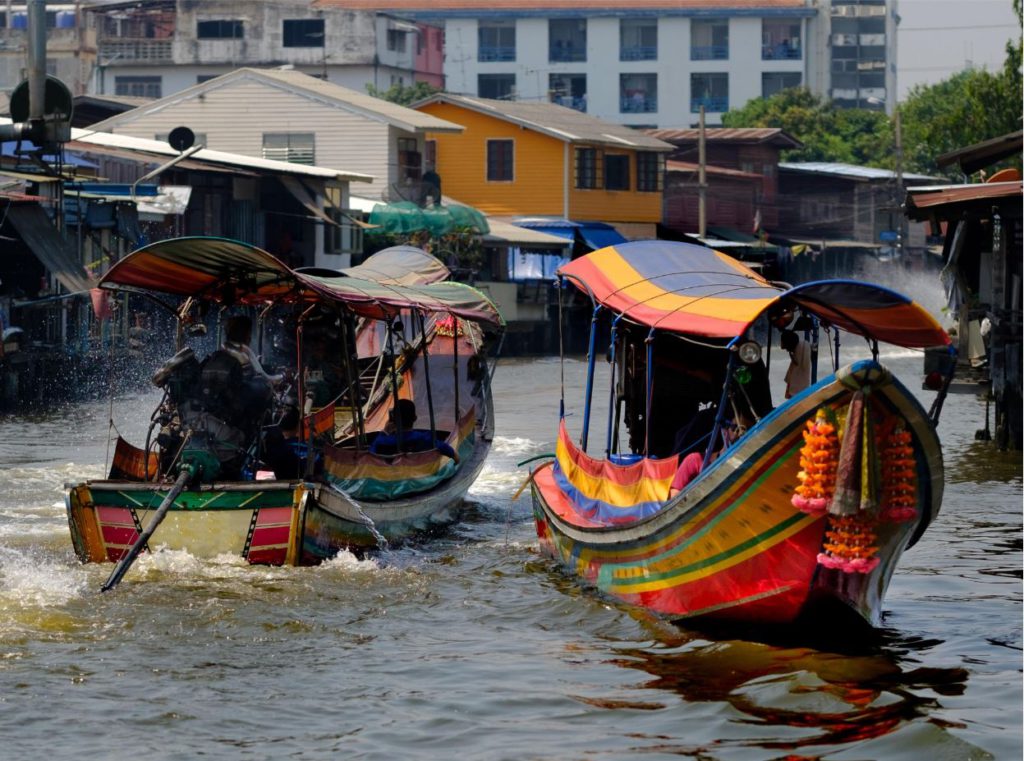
[880,424,918,523]
[791,409,839,514]
[817,513,881,574]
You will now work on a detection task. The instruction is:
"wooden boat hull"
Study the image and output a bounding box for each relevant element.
[531,360,943,628]
[66,397,494,566]
[66,481,308,565]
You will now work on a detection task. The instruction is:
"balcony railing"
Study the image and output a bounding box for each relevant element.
[478,45,515,62]
[690,45,728,61]
[552,95,587,112]
[621,95,657,113]
[762,43,802,60]
[690,96,728,112]
[620,45,656,61]
[549,43,585,62]
[99,39,173,63]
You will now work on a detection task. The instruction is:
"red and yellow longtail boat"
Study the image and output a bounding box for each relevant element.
[530,240,954,628]
[65,238,503,588]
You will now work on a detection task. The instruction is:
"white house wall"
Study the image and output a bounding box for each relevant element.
[99,80,391,199]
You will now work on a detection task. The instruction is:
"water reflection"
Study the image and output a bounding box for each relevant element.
[606,620,972,754]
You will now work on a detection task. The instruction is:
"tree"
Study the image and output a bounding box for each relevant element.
[721,88,891,165]
[366,81,443,106]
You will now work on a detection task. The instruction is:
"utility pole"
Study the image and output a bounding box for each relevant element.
[698,105,707,239]
[894,105,905,258]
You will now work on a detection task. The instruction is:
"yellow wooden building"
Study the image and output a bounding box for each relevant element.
[414,94,673,238]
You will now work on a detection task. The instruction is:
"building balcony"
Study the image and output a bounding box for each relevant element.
[690,45,728,61]
[620,45,656,61]
[762,43,801,60]
[98,38,172,64]
[621,95,657,113]
[549,45,585,63]
[479,45,515,62]
[691,96,728,112]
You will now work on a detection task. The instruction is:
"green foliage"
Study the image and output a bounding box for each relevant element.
[721,88,891,165]
[365,81,444,106]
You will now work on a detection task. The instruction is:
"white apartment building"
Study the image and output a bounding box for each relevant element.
[315,0,900,123]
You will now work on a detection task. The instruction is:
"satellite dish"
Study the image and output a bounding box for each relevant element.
[167,126,195,152]
[9,75,73,124]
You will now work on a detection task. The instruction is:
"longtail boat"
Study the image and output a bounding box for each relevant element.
[529,240,955,629]
[65,238,503,586]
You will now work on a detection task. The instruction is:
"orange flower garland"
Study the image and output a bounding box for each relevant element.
[791,409,838,514]
[817,514,881,574]
[435,315,463,337]
[879,424,918,523]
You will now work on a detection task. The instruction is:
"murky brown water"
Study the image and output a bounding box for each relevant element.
[0,352,1019,760]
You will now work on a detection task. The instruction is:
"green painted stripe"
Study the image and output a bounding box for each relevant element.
[608,511,810,590]
[95,488,296,511]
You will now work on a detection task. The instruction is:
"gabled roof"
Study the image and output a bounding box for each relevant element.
[780,162,941,184]
[89,68,464,135]
[645,127,802,150]
[414,93,673,151]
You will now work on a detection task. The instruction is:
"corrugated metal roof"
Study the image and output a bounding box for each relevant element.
[647,127,802,149]
[90,68,464,136]
[780,162,941,183]
[416,94,673,151]
[315,0,809,11]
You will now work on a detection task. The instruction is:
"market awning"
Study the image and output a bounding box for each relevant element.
[511,218,627,251]
[7,202,96,294]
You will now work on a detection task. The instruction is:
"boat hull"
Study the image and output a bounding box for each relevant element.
[531,360,943,628]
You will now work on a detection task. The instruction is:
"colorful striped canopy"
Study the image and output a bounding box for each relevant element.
[558,240,781,338]
[560,241,950,348]
[99,237,503,326]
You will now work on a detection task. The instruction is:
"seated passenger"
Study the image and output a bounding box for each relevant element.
[668,418,744,498]
[369,399,460,462]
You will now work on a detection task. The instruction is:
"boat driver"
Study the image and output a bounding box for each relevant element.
[369,399,460,462]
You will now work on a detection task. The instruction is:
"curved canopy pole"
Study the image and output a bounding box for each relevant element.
[558,274,565,419]
[416,309,438,445]
[643,327,656,457]
[605,314,624,458]
[579,304,603,452]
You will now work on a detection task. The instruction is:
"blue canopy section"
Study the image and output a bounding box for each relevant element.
[511,218,627,252]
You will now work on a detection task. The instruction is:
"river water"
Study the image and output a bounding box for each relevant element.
[0,352,1019,760]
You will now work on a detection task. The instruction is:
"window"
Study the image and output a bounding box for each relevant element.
[691,19,728,60]
[387,29,407,53]
[620,73,657,113]
[424,139,437,169]
[762,72,802,98]
[479,21,515,62]
[549,73,586,112]
[620,19,656,61]
[325,209,363,255]
[397,137,421,181]
[575,147,598,189]
[283,18,324,48]
[690,73,728,113]
[604,155,630,191]
[262,133,315,165]
[486,139,514,181]
[762,21,800,60]
[636,152,663,192]
[115,76,161,98]
[478,73,515,100]
[197,20,243,39]
[549,19,586,62]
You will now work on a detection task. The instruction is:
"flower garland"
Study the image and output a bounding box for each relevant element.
[435,315,463,337]
[791,409,838,514]
[817,514,881,574]
[879,424,918,523]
